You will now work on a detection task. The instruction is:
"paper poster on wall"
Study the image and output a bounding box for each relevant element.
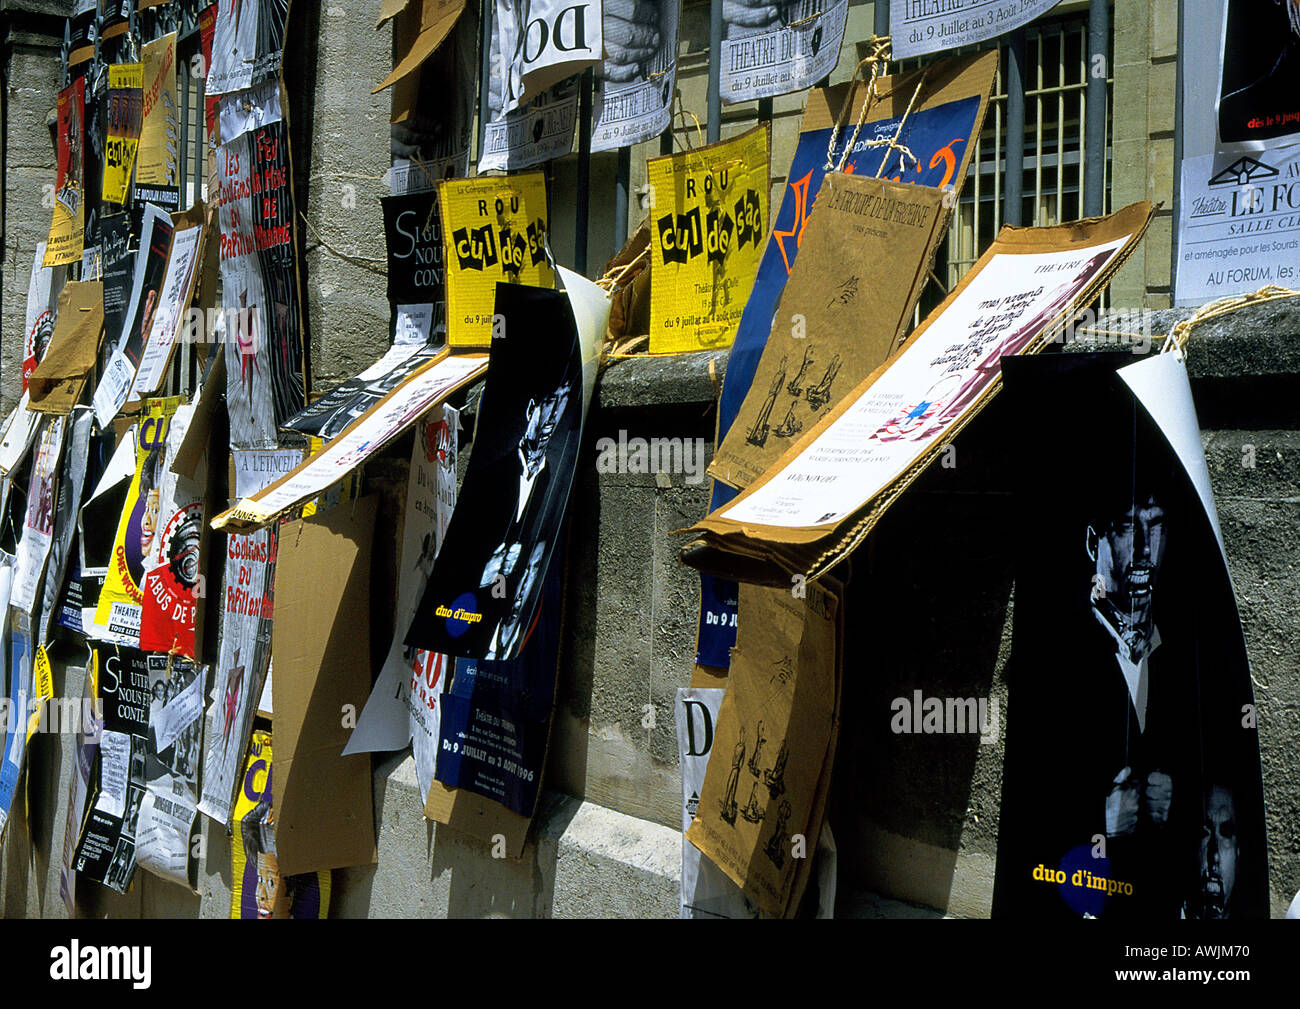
[136,33,179,212]
[439,173,553,347]
[102,62,143,205]
[128,220,204,401]
[138,404,206,657]
[135,654,206,888]
[493,0,601,115]
[406,270,607,661]
[890,0,1062,60]
[720,0,847,104]
[676,687,760,919]
[590,0,678,152]
[382,187,447,345]
[10,415,67,614]
[91,397,182,645]
[43,77,86,268]
[214,352,486,531]
[218,113,308,447]
[344,407,457,801]
[646,126,770,354]
[1175,141,1300,304]
[23,243,64,391]
[38,409,93,647]
[72,647,152,893]
[197,448,301,827]
[480,76,579,173]
[433,565,563,816]
[205,0,289,96]
[93,204,175,429]
[59,664,98,915]
[0,608,32,838]
[282,345,442,441]
[229,729,331,918]
[992,351,1268,919]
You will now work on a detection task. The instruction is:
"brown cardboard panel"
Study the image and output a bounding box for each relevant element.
[28,282,106,415]
[711,175,951,490]
[272,496,380,875]
[424,781,531,859]
[374,0,466,95]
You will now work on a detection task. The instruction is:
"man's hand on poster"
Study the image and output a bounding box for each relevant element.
[603,0,661,82]
[1105,766,1139,837]
[723,0,782,30]
[1143,769,1173,825]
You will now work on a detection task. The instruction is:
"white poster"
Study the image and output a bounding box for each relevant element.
[197,448,302,827]
[10,415,66,614]
[890,0,1062,61]
[480,78,579,173]
[205,0,288,96]
[344,406,458,800]
[0,393,41,478]
[590,0,678,152]
[720,0,848,104]
[495,0,602,115]
[676,687,760,919]
[724,237,1130,529]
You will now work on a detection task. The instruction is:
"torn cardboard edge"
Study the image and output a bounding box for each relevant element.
[28,281,106,415]
[373,0,467,94]
[681,201,1157,584]
[209,350,488,534]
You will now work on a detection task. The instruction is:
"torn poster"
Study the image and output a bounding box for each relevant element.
[494,0,601,115]
[197,448,301,827]
[205,0,289,96]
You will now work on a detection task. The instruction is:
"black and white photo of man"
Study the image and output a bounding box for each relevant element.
[1184,785,1239,919]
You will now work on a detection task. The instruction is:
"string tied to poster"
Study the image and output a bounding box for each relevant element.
[1163,285,1300,357]
[824,37,925,179]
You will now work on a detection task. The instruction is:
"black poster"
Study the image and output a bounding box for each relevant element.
[1219,0,1300,144]
[406,283,582,662]
[991,353,1268,919]
[281,344,440,441]
[434,565,563,816]
[383,189,444,307]
[100,213,135,348]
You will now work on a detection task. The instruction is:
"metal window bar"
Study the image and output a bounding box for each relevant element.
[891,11,1112,325]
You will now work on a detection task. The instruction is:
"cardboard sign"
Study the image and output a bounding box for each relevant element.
[373,0,467,94]
[272,496,379,875]
[695,50,996,667]
[682,202,1155,586]
[29,282,106,415]
[710,174,952,490]
[43,77,86,268]
[646,125,770,354]
[685,579,842,917]
[439,173,553,347]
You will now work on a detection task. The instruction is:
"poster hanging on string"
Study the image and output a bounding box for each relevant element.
[720,0,848,104]
[590,0,678,152]
[890,0,1063,60]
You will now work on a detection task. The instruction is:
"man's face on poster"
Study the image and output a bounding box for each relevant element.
[1095,493,1166,624]
[1198,786,1238,918]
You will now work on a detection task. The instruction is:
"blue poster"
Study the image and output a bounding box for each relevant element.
[696,94,982,667]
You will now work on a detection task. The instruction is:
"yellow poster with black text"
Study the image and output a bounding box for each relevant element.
[103,63,143,205]
[137,32,179,211]
[438,172,552,347]
[92,397,182,643]
[648,125,769,354]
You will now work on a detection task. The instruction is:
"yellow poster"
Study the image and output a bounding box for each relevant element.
[103,63,143,204]
[438,172,553,347]
[647,125,770,354]
[92,397,182,642]
[137,33,178,203]
[230,730,332,919]
[43,77,86,268]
